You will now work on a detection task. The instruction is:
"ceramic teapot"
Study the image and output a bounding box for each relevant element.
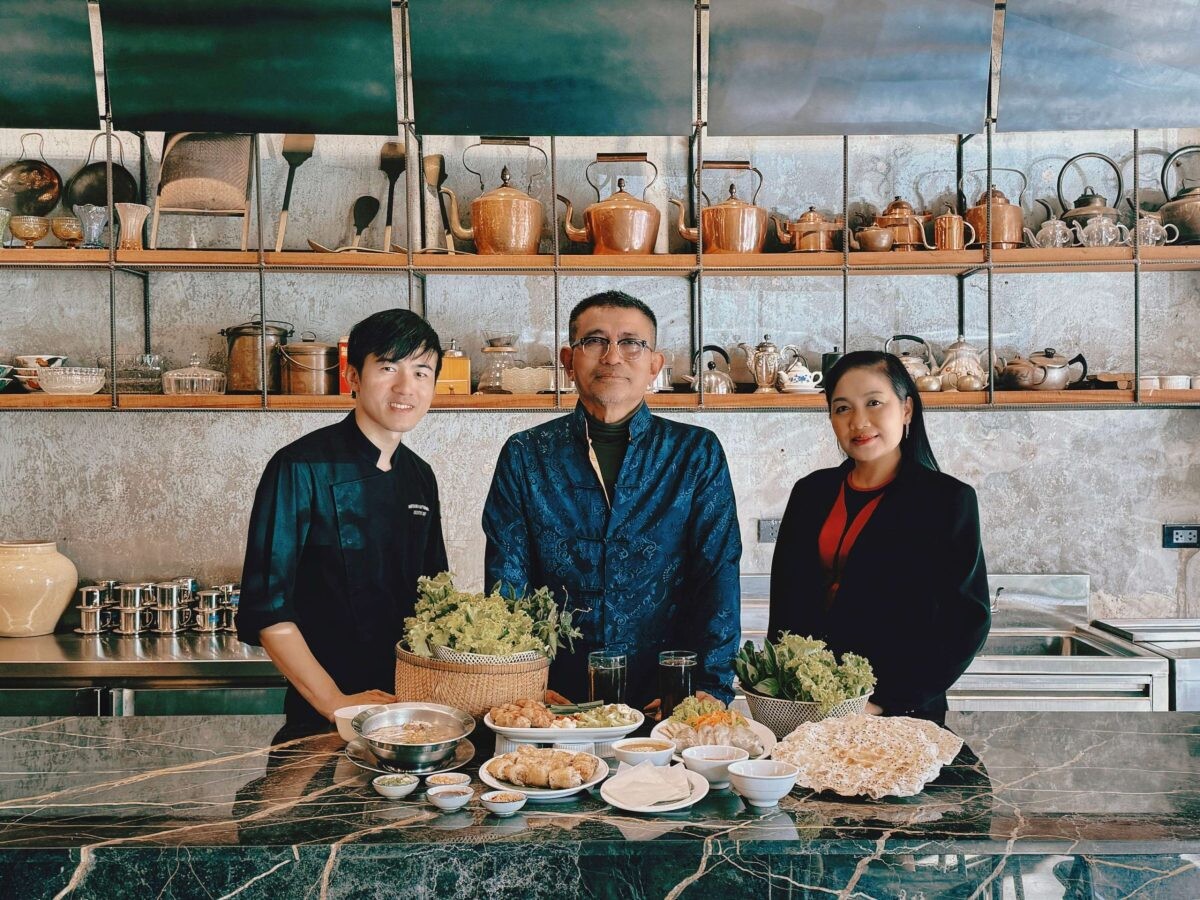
[557,153,660,255]
[1057,152,1123,230]
[938,334,991,390]
[737,335,801,393]
[883,334,936,380]
[776,353,824,392]
[670,167,768,254]
[999,348,1088,391]
[683,345,736,393]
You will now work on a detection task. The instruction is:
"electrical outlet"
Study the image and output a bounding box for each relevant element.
[758,519,782,543]
[1163,525,1200,548]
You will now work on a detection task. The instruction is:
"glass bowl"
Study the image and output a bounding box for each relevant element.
[36,366,105,395]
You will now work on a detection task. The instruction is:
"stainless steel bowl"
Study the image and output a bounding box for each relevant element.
[352,702,475,767]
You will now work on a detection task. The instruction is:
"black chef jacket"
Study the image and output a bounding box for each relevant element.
[237,413,448,732]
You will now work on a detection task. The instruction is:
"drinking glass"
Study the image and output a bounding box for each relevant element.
[587,650,627,704]
[115,202,150,250]
[658,650,696,718]
[73,204,109,249]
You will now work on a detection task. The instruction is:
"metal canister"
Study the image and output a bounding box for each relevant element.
[77,606,112,633]
[194,608,223,633]
[195,589,224,612]
[155,582,187,608]
[97,579,120,604]
[220,317,293,393]
[278,333,339,395]
[153,606,194,634]
[79,586,106,608]
[173,576,200,599]
[114,607,154,635]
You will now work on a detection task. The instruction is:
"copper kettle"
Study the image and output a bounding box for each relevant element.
[875,196,931,251]
[669,163,768,254]
[1158,145,1200,244]
[557,153,660,255]
[1056,152,1123,230]
[960,168,1028,249]
[773,206,844,252]
[440,140,548,255]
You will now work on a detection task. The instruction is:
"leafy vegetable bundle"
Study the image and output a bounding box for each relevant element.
[403,572,582,660]
[734,633,876,714]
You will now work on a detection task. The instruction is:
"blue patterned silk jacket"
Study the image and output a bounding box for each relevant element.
[482,402,742,707]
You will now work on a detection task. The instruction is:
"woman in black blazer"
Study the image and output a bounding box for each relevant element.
[768,351,990,725]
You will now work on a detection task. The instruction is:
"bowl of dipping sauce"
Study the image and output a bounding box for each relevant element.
[427,784,474,811]
[681,744,750,789]
[372,773,419,799]
[480,790,527,816]
[425,772,471,788]
[612,737,675,767]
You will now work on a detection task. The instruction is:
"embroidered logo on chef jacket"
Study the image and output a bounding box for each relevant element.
[409,503,430,517]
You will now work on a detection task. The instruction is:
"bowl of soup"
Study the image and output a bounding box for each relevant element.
[612,737,675,767]
[352,702,476,767]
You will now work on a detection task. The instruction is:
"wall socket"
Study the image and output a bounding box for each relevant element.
[758,518,782,543]
[1163,525,1200,548]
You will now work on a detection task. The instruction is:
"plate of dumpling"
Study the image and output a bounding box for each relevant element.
[650,696,774,760]
[485,698,643,743]
[479,745,610,801]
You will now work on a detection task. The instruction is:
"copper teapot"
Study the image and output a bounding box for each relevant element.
[1158,145,1200,244]
[440,140,548,255]
[875,196,931,251]
[557,153,660,255]
[1056,152,1123,230]
[960,168,1028,249]
[669,163,768,254]
[773,206,843,252]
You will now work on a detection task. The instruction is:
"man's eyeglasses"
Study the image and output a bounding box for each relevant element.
[570,337,653,361]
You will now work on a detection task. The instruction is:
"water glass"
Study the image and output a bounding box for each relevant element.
[658,650,696,718]
[587,650,627,704]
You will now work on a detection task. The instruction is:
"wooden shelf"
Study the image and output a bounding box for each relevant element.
[0,248,109,268]
[557,254,697,273]
[412,253,551,272]
[114,249,259,270]
[993,389,1134,405]
[0,393,111,408]
[119,394,262,409]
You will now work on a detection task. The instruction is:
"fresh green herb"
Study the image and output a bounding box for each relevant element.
[734,632,875,714]
[403,572,582,660]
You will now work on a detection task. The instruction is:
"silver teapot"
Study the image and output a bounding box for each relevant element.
[737,334,801,393]
[683,345,736,394]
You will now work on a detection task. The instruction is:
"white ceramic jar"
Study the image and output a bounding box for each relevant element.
[0,541,78,637]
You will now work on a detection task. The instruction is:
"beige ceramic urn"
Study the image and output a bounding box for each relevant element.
[0,541,78,637]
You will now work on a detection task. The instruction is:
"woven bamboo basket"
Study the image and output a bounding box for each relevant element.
[395,645,549,719]
[743,689,871,740]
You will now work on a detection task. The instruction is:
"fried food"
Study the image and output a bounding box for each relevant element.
[489,698,637,729]
[486,746,600,790]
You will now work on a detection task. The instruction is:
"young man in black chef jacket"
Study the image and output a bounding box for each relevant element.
[237,309,448,738]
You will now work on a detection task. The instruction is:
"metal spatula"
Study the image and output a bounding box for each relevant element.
[423,154,453,252]
[351,195,381,249]
[275,134,315,252]
[379,141,406,251]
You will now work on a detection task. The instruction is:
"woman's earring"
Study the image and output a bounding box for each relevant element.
[904,422,910,440]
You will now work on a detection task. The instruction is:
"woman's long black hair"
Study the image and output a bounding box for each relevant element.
[824,350,940,472]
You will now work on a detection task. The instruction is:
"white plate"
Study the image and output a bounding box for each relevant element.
[649,718,776,761]
[600,768,709,814]
[478,751,609,802]
[779,387,823,394]
[483,709,644,744]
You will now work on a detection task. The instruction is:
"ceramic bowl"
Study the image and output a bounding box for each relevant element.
[424,772,471,789]
[612,737,676,767]
[426,784,474,811]
[681,744,750,789]
[0,377,12,391]
[480,789,527,817]
[15,355,65,369]
[13,373,41,392]
[728,759,799,808]
[372,773,419,799]
[334,704,379,742]
[0,365,12,379]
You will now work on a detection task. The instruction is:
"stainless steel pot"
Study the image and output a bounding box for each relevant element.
[352,702,476,766]
[278,333,339,395]
[220,317,293,394]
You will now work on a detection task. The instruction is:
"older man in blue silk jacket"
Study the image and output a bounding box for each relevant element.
[482,291,742,710]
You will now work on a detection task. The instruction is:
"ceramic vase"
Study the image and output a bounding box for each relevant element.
[0,541,78,637]
[115,202,150,250]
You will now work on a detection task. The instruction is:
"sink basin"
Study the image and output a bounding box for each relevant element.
[981,634,1114,657]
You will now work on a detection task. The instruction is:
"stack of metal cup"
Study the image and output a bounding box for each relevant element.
[112,583,156,635]
[152,581,195,635]
[193,588,225,634]
[75,583,117,634]
[216,582,240,633]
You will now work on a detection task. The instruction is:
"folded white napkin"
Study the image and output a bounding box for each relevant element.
[605,761,692,807]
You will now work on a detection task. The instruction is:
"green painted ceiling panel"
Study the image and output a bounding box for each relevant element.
[0,0,99,130]
[100,0,397,134]
[408,0,694,136]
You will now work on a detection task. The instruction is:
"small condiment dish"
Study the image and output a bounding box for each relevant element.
[333,704,378,742]
[480,789,527,816]
[372,773,419,799]
[427,784,474,811]
[681,744,750,789]
[728,759,799,808]
[424,772,471,788]
[612,738,675,767]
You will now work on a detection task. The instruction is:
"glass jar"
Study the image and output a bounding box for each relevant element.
[477,346,523,394]
[162,355,227,394]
